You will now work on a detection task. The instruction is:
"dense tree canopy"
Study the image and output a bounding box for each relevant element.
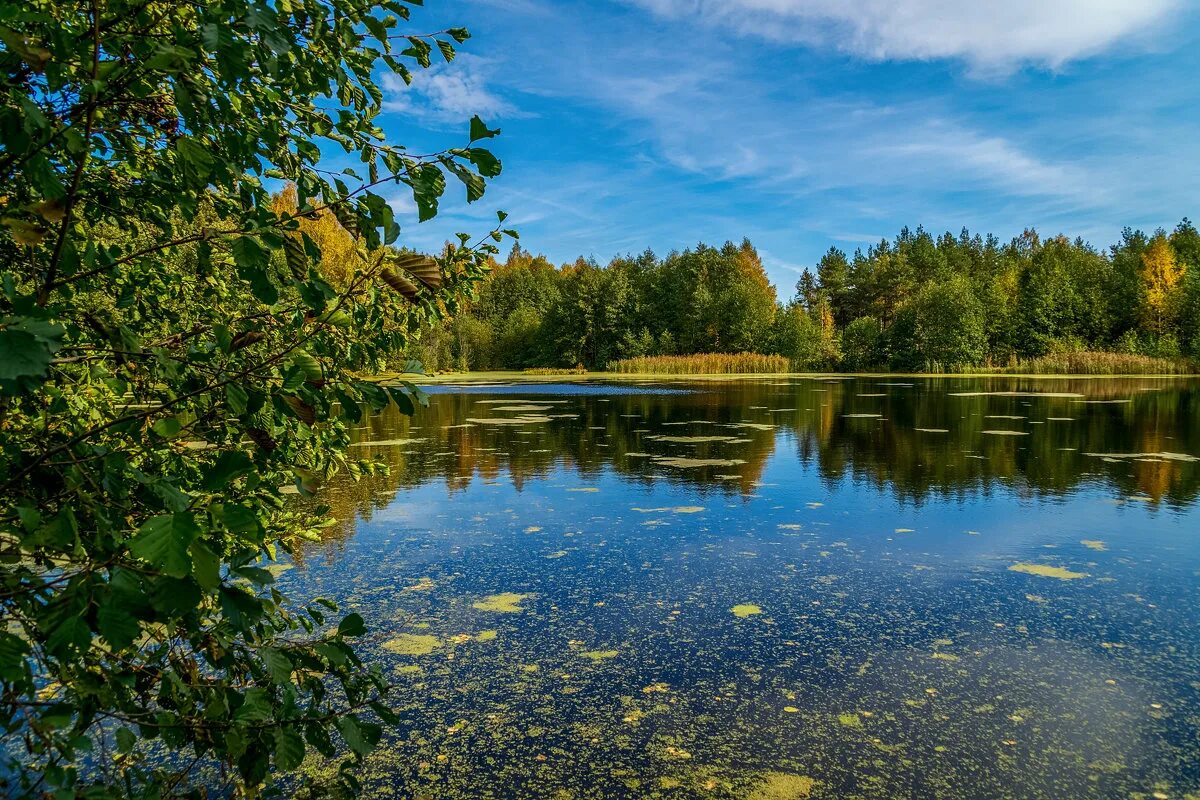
[0,1,512,796]
[413,221,1198,373]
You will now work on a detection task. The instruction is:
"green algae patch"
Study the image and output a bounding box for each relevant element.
[581,649,619,661]
[731,603,763,619]
[749,772,817,799]
[382,633,440,656]
[1081,539,1107,551]
[838,712,862,728]
[472,592,533,613]
[474,629,498,642]
[932,652,960,662]
[1009,563,1089,580]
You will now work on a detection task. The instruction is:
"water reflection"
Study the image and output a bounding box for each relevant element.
[322,376,1200,544]
[290,376,1200,799]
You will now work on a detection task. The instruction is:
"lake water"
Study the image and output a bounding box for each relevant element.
[288,375,1200,799]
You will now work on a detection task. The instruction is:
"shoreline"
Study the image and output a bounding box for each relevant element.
[397,370,1200,384]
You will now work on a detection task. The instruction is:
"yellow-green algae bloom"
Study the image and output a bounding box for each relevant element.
[1008,563,1089,580]
[381,633,439,656]
[472,592,533,612]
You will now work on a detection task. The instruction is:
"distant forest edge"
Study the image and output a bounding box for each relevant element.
[407,221,1200,375]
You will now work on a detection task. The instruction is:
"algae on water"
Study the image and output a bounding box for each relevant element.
[1008,563,1089,580]
[473,592,533,612]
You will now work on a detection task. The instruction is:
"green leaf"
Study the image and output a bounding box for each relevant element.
[190,540,221,590]
[46,617,90,659]
[97,603,141,650]
[151,417,183,439]
[0,632,30,681]
[232,236,278,305]
[274,726,306,771]
[336,715,380,756]
[260,647,293,685]
[337,613,365,637]
[175,137,214,184]
[214,503,261,537]
[0,317,65,394]
[469,115,500,142]
[233,688,273,722]
[290,350,323,381]
[203,451,254,490]
[226,382,250,415]
[466,148,502,178]
[115,727,137,754]
[129,514,199,578]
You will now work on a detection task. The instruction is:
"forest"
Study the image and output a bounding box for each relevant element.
[410,222,1200,373]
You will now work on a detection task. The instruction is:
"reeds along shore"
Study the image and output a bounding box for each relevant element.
[607,353,791,374]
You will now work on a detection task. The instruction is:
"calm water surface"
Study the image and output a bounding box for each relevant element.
[288,376,1200,799]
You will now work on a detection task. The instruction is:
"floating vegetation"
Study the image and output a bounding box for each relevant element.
[981,430,1029,436]
[748,772,816,800]
[1008,563,1089,580]
[474,630,498,642]
[645,434,743,444]
[381,634,439,656]
[842,413,882,418]
[632,506,705,513]
[580,649,619,661]
[472,592,533,612]
[350,438,427,447]
[949,391,1083,397]
[567,487,599,492]
[731,603,763,618]
[654,456,747,468]
[487,404,557,412]
[1080,540,1107,551]
[1082,451,1198,462]
[837,712,862,728]
[915,427,949,433]
[464,416,553,425]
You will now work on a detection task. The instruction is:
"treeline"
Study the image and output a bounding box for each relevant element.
[409,222,1200,372]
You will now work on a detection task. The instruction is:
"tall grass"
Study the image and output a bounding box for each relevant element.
[607,352,791,374]
[522,366,587,375]
[961,350,1196,375]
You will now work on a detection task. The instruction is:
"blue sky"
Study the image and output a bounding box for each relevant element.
[376,0,1200,294]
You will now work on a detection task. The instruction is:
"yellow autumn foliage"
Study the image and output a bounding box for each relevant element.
[1140,234,1185,333]
[271,184,362,287]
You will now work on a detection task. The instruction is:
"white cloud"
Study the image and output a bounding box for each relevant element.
[382,53,524,122]
[631,0,1180,71]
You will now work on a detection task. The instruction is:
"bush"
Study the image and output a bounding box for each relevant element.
[840,317,884,371]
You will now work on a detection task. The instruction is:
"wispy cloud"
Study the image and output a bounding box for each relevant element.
[381,53,528,122]
[630,0,1182,72]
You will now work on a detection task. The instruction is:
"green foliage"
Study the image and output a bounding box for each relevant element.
[840,317,884,372]
[771,301,839,370]
[894,276,988,370]
[0,1,514,796]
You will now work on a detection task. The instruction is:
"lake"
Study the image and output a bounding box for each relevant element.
[285,375,1200,799]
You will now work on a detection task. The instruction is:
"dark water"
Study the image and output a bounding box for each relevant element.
[289,376,1200,799]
